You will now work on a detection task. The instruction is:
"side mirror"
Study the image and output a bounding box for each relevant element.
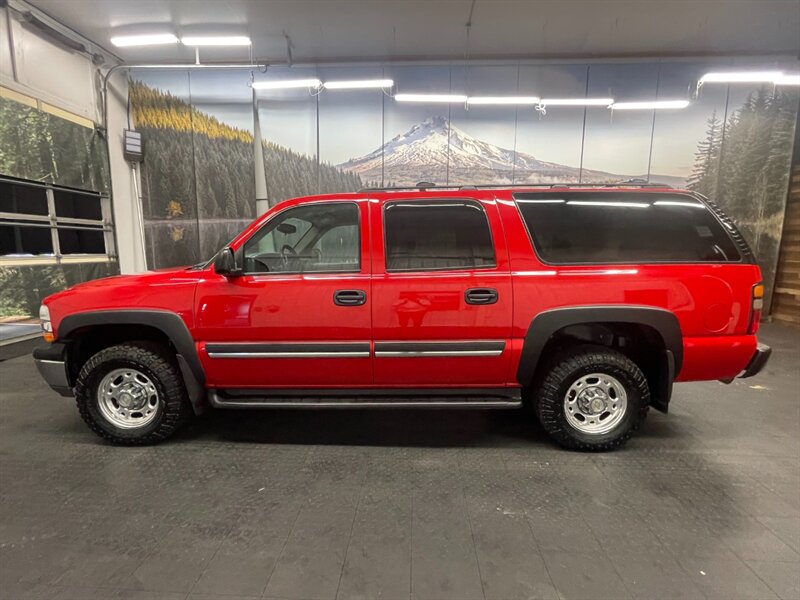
[214,247,242,277]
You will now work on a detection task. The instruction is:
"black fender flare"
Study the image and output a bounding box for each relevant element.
[58,310,207,413]
[516,305,683,389]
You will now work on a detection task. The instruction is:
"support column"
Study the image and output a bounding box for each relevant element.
[253,89,269,215]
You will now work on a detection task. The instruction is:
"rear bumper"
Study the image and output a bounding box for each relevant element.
[32,343,73,397]
[739,343,772,379]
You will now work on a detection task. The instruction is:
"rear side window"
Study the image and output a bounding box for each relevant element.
[514,192,741,264]
[384,200,495,271]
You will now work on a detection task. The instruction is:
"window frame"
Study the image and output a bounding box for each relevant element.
[0,176,115,266]
[512,191,744,266]
[241,200,362,276]
[382,198,497,273]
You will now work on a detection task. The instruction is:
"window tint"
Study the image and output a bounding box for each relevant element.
[244,202,360,274]
[313,224,360,267]
[384,200,495,271]
[514,193,741,264]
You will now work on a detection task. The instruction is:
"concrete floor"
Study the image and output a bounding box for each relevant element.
[0,324,798,600]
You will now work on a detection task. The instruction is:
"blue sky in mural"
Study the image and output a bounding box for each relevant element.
[132,59,796,183]
[319,65,384,165]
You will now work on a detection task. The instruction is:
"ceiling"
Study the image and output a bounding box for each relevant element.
[27,0,800,65]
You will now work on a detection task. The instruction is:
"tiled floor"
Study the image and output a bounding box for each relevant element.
[1,323,798,600]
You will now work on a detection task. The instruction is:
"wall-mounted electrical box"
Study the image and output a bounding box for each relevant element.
[123,129,143,163]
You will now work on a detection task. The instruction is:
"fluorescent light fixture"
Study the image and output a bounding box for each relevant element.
[653,200,704,208]
[181,36,251,46]
[775,73,800,86]
[466,96,540,105]
[395,93,468,103]
[110,33,179,47]
[611,100,690,110]
[538,98,614,106]
[567,201,650,208]
[699,70,783,84]
[252,79,322,90]
[323,79,394,89]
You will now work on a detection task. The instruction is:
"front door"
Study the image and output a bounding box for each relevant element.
[369,196,513,387]
[194,199,372,388]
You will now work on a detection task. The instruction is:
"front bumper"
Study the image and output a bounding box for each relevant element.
[32,343,73,397]
[739,343,772,379]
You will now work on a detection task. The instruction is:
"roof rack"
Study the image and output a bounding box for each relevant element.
[359,179,672,193]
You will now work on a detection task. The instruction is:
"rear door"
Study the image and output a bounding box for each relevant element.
[369,195,513,386]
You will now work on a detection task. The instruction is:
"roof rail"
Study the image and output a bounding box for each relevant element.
[359,180,672,192]
[358,181,443,192]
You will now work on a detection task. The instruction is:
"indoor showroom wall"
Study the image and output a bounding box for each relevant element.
[1,0,798,322]
[0,2,139,327]
[130,59,800,311]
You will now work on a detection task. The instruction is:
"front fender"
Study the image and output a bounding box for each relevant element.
[57,310,207,413]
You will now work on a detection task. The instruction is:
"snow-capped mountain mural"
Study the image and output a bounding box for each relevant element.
[338,116,686,187]
[123,64,797,313]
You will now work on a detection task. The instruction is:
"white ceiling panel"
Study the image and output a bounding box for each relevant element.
[26,0,800,64]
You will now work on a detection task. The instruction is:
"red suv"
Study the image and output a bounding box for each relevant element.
[33,184,771,451]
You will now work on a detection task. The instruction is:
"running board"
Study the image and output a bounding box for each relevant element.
[209,388,522,409]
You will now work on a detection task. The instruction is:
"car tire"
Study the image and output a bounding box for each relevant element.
[74,342,191,445]
[534,345,649,452]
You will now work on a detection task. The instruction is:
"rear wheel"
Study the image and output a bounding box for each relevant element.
[534,346,649,451]
[75,342,191,445]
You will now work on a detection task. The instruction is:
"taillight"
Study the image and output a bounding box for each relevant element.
[748,283,764,334]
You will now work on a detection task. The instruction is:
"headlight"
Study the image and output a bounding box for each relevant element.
[39,304,53,339]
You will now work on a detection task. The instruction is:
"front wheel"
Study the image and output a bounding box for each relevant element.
[74,342,191,445]
[534,346,649,451]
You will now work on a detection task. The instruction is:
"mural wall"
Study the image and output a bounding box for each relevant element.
[0,262,118,320]
[129,73,256,268]
[0,91,117,323]
[130,59,799,309]
[0,93,109,192]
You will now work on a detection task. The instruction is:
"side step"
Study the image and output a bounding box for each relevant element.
[209,388,522,409]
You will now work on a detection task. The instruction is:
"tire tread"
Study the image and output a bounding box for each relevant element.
[534,345,650,452]
[74,341,189,445]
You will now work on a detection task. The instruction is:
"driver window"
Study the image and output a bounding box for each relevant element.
[244,202,360,274]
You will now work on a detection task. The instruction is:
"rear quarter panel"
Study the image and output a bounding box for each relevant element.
[495,196,761,382]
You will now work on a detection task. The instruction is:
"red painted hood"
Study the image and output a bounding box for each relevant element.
[60,266,193,291]
[44,266,206,335]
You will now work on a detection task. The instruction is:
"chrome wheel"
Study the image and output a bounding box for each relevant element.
[563,372,628,435]
[97,368,160,429]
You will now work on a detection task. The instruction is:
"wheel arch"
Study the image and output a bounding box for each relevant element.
[517,306,682,412]
[58,310,207,413]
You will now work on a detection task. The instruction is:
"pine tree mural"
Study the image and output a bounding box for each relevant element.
[687,85,799,308]
[687,111,722,198]
[129,80,363,268]
[0,97,109,192]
